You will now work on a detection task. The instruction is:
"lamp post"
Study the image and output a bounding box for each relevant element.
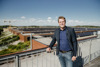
[30,33,33,50]
[4,20,12,29]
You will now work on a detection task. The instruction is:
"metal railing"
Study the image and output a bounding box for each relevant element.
[77,37,100,65]
[0,37,100,67]
[0,46,58,67]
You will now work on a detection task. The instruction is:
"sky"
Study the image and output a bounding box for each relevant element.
[0,0,100,26]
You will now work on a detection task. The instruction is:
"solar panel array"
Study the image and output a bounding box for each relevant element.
[17,27,100,37]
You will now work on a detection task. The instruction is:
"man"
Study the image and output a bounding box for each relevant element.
[46,16,77,67]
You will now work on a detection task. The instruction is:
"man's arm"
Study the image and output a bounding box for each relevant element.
[71,28,78,56]
[46,30,56,52]
[71,28,78,61]
[49,31,56,49]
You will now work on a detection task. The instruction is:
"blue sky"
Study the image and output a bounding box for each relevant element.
[0,0,100,26]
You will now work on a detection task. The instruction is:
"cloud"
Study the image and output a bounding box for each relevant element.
[67,19,84,26]
[28,18,37,22]
[21,16,26,19]
[0,17,100,26]
[47,17,52,22]
[83,21,100,26]
[47,17,52,20]
[66,19,100,26]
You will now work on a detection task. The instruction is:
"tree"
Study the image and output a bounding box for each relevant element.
[0,28,3,35]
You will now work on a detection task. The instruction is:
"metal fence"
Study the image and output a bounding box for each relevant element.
[0,37,100,67]
[77,37,100,65]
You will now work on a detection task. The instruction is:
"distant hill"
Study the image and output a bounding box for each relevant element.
[74,25,100,28]
[0,25,100,28]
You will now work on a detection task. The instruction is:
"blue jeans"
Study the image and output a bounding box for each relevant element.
[57,51,73,67]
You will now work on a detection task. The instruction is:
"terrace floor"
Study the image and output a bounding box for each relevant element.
[84,56,100,67]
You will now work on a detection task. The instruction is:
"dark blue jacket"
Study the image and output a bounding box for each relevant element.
[49,26,77,56]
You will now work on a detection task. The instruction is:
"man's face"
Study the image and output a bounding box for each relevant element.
[58,19,66,28]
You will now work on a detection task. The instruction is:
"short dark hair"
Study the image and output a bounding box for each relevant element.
[58,16,66,23]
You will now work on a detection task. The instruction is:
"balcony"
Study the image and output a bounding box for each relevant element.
[0,36,100,67]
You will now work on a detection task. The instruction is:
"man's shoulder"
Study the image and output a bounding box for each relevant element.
[54,26,74,31]
[67,27,74,30]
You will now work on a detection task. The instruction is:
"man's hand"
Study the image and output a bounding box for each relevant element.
[46,47,51,53]
[72,56,76,61]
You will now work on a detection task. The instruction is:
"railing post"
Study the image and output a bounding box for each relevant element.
[30,33,33,50]
[15,55,20,67]
[93,31,97,35]
[89,39,92,64]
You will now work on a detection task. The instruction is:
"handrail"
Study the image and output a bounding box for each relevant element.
[0,46,48,60]
[75,30,97,33]
[0,46,56,61]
